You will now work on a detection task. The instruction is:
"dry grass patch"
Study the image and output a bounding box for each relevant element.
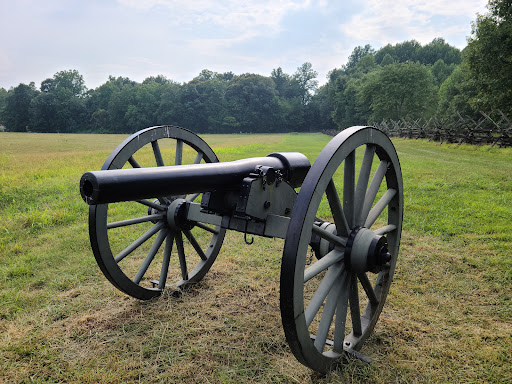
[2,231,510,383]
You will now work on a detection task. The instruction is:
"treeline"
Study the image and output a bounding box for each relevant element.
[0,42,458,134]
[0,0,510,134]
[325,0,512,129]
[0,64,323,134]
[322,38,462,130]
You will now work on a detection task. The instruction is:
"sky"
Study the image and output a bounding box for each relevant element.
[0,0,489,90]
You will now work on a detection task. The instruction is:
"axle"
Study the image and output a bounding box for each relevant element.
[80,152,310,205]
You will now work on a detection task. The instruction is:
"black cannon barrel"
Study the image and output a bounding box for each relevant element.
[80,152,310,205]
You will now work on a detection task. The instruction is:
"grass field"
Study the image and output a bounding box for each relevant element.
[0,131,511,383]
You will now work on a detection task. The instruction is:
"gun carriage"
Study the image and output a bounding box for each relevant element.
[80,125,403,373]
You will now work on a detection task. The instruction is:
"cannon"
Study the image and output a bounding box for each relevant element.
[80,125,403,373]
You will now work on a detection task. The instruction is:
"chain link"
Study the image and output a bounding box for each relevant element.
[306,247,314,265]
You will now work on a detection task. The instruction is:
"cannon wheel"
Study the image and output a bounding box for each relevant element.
[280,126,403,373]
[89,126,226,300]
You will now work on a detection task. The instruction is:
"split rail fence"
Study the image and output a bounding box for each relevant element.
[324,111,512,147]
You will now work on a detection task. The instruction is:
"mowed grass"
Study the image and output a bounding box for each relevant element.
[0,131,511,383]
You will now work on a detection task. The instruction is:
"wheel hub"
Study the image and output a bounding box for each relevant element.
[344,226,391,273]
[166,198,194,231]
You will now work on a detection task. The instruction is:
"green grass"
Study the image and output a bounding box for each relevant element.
[0,131,511,383]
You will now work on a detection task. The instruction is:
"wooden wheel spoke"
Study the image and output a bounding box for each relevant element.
[150,141,169,205]
[314,275,344,352]
[152,140,165,166]
[358,273,379,306]
[374,224,397,235]
[136,199,165,211]
[175,139,183,166]
[326,179,350,237]
[364,188,397,228]
[354,145,376,225]
[183,230,207,261]
[349,273,362,336]
[304,249,344,283]
[114,222,164,263]
[195,222,219,235]
[107,214,164,229]
[343,150,356,228]
[312,225,346,248]
[193,151,203,164]
[158,232,175,289]
[133,228,168,284]
[175,232,188,280]
[128,155,141,168]
[359,160,389,226]
[305,263,344,327]
[333,272,350,352]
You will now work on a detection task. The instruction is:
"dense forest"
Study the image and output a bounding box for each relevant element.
[0,0,510,134]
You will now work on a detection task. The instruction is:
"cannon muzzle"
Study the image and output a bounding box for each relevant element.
[80,152,310,205]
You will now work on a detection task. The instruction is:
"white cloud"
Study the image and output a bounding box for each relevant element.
[0,0,489,89]
[340,0,488,47]
[412,0,487,17]
[116,0,311,40]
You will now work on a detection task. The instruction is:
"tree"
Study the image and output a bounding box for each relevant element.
[330,73,349,128]
[90,108,109,132]
[87,79,120,133]
[380,53,394,66]
[374,39,461,66]
[220,72,235,82]
[329,55,377,129]
[431,59,457,86]
[393,40,422,63]
[374,44,395,65]
[271,67,288,93]
[437,62,479,120]
[3,83,39,132]
[270,67,306,130]
[46,69,88,97]
[30,91,57,132]
[125,83,159,129]
[344,45,375,71]
[359,62,438,121]
[196,69,216,81]
[331,75,372,129]
[464,0,512,114]
[178,73,228,133]
[293,62,318,105]
[156,81,182,126]
[271,67,302,99]
[276,96,304,131]
[352,54,377,75]
[30,70,89,132]
[305,83,338,131]
[105,78,137,133]
[225,74,280,132]
[488,0,512,20]
[0,87,7,126]
[142,74,171,85]
[421,38,462,65]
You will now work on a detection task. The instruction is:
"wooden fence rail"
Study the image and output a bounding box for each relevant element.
[323,111,512,147]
